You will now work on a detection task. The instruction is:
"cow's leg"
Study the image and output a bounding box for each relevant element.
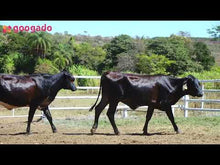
[165,106,181,134]
[43,107,57,133]
[143,106,154,135]
[107,101,120,135]
[26,106,37,134]
[91,97,108,135]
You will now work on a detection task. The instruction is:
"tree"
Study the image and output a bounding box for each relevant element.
[13,52,36,74]
[53,50,71,70]
[147,35,194,75]
[103,34,135,70]
[27,32,52,58]
[192,42,215,70]
[136,54,175,75]
[0,54,15,74]
[0,28,29,56]
[50,42,73,70]
[207,26,220,41]
[115,50,137,72]
[177,31,191,37]
[34,58,59,74]
[74,42,106,72]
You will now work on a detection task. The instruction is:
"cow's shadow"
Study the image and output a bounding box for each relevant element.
[63,132,91,136]
[63,132,174,136]
[63,132,115,136]
[126,132,175,136]
[0,132,38,136]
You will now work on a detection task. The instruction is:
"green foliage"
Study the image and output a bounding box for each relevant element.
[74,42,106,72]
[49,36,74,70]
[207,25,220,41]
[69,65,99,86]
[115,50,137,72]
[181,65,220,79]
[13,53,36,74]
[52,50,72,70]
[0,54,15,74]
[103,34,134,69]
[192,42,215,70]
[0,24,218,80]
[27,32,52,58]
[146,35,216,75]
[136,54,175,75]
[34,58,59,74]
[180,65,220,89]
[147,35,193,75]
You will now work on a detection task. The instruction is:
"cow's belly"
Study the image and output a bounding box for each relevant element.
[39,100,52,109]
[121,99,142,110]
[0,101,27,110]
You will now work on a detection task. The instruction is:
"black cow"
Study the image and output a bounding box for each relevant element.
[90,71,203,135]
[0,70,76,134]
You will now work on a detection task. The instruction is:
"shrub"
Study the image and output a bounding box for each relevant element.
[34,58,59,74]
[0,54,15,74]
[180,65,220,89]
[69,65,99,87]
[13,53,36,74]
[136,54,175,75]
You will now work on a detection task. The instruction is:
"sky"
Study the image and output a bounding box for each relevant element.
[1,21,219,38]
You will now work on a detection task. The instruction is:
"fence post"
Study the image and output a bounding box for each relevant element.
[122,109,128,118]
[41,111,45,120]
[184,95,189,118]
[201,84,205,109]
[171,106,175,117]
[12,109,15,117]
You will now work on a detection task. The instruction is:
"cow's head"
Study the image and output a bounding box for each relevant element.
[62,69,77,91]
[186,75,203,97]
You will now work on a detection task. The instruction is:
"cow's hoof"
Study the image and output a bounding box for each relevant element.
[115,131,120,135]
[143,131,150,136]
[53,129,57,133]
[26,131,31,135]
[90,128,96,135]
[176,129,181,134]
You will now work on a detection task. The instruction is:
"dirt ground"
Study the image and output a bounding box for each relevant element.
[0,117,220,144]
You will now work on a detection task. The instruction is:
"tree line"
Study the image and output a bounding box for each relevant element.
[0,25,218,77]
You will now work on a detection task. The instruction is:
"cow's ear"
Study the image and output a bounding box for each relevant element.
[187,75,194,81]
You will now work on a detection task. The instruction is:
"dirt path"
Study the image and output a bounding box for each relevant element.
[0,117,219,144]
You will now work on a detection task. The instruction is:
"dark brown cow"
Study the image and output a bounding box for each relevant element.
[0,70,76,134]
[90,71,203,135]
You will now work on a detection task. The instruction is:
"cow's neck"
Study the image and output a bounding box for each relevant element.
[169,77,188,104]
[48,72,64,98]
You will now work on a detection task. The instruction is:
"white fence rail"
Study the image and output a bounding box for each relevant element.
[0,76,219,118]
[182,79,220,117]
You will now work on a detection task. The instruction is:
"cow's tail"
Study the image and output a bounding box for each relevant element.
[89,81,102,111]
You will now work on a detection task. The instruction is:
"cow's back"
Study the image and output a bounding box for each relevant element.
[102,72,154,107]
[0,74,39,108]
[101,72,172,109]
